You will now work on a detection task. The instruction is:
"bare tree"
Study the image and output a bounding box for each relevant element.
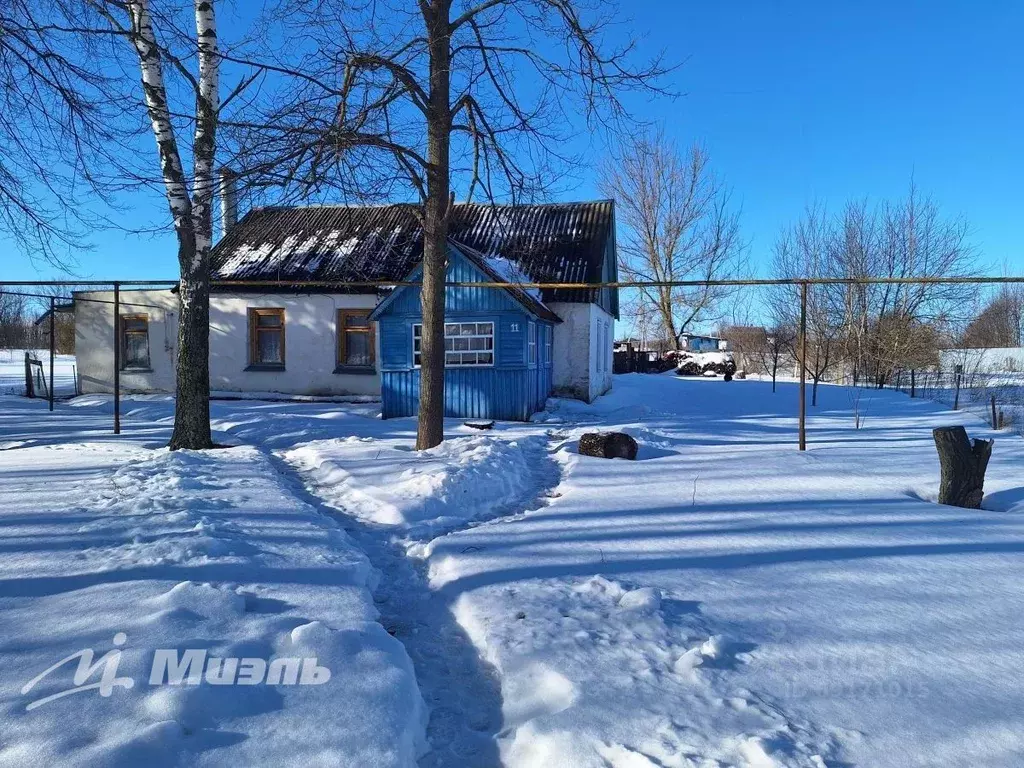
[833,187,976,387]
[962,287,1024,348]
[762,322,794,392]
[772,187,977,402]
[228,0,669,449]
[600,132,744,349]
[771,204,843,405]
[0,1,124,267]
[0,292,28,350]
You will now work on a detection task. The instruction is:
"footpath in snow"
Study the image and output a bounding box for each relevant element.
[0,397,424,767]
[4,373,1024,767]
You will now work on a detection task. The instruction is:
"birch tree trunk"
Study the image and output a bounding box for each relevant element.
[415,0,452,451]
[127,0,216,450]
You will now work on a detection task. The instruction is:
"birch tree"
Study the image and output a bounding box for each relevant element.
[4,1,272,448]
[114,0,220,449]
[230,0,669,449]
[599,132,744,348]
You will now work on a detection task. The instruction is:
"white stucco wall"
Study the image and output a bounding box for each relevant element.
[588,304,614,401]
[548,302,614,402]
[76,290,612,402]
[939,347,1024,374]
[75,290,380,396]
[75,290,179,394]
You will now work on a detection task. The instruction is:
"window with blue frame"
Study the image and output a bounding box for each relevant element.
[413,322,495,367]
[528,322,537,365]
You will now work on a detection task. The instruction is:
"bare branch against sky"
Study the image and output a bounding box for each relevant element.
[221,0,670,449]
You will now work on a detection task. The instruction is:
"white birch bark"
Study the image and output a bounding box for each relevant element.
[125,0,193,243]
[123,0,218,450]
[191,0,219,270]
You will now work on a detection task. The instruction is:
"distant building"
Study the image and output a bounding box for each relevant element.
[939,347,1024,374]
[679,333,727,353]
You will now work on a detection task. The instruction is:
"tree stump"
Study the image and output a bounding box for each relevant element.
[932,426,993,509]
[578,432,638,460]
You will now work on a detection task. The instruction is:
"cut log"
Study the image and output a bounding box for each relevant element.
[932,426,993,509]
[578,432,638,460]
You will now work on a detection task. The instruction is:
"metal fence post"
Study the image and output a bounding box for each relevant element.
[48,296,55,412]
[24,351,33,398]
[799,281,807,451]
[113,281,121,435]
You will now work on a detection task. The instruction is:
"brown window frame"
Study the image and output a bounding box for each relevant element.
[120,314,150,370]
[336,309,375,371]
[248,307,286,368]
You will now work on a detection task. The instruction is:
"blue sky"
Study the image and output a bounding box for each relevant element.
[6,0,1022,282]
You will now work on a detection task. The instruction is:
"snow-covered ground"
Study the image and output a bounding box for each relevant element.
[0,397,425,767]
[2,373,1024,766]
[0,349,76,396]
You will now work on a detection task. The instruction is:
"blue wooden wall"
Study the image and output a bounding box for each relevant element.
[375,246,555,421]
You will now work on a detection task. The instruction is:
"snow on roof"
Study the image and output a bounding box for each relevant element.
[209,201,615,306]
[482,254,543,302]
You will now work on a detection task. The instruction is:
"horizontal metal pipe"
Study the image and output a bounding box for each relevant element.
[0,290,169,310]
[4,275,1024,290]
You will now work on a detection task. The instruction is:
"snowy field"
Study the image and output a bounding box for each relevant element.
[2,374,1024,766]
[0,349,77,396]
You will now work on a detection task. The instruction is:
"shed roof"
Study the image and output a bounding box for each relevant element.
[368,241,561,323]
[210,200,614,305]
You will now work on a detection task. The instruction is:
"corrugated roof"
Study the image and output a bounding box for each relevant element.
[209,200,614,305]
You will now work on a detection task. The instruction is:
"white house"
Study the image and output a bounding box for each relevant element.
[74,201,618,413]
[938,347,1024,374]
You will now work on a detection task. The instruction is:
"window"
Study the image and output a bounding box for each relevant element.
[545,326,552,367]
[120,315,150,369]
[248,308,285,367]
[414,322,494,367]
[528,322,537,365]
[337,310,374,369]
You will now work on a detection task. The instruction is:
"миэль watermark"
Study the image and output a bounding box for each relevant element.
[21,632,331,711]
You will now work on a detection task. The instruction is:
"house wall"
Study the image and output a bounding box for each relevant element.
[548,302,613,402]
[75,290,380,396]
[75,289,179,394]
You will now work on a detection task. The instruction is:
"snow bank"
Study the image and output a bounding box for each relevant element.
[450,576,833,767]
[283,434,549,537]
[0,426,426,767]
